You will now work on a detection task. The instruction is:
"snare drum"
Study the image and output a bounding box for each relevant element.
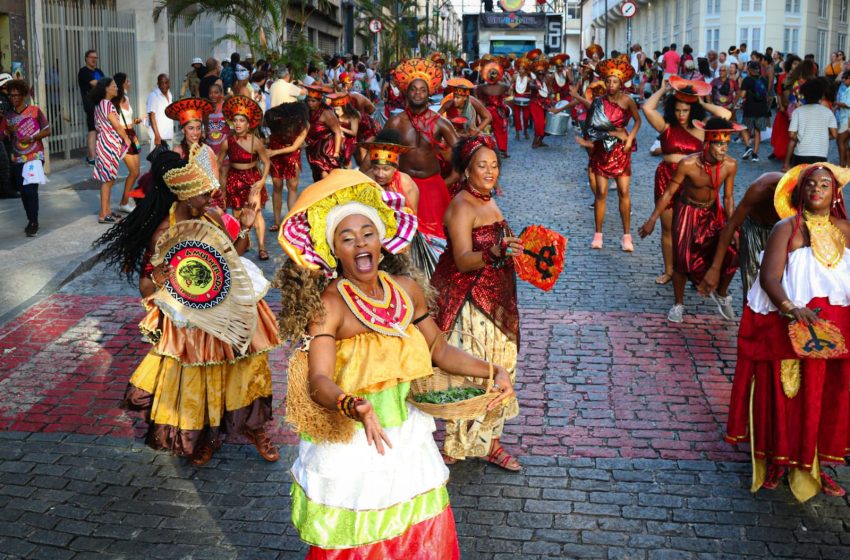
[513,97,530,107]
[544,112,570,136]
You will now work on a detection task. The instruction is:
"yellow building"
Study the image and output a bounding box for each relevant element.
[581,0,850,69]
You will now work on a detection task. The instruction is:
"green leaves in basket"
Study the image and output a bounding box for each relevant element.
[412,387,486,404]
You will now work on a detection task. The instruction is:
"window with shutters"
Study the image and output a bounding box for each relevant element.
[819,0,830,19]
[707,0,721,14]
[752,28,761,52]
[785,0,801,13]
[817,29,829,68]
[841,0,849,22]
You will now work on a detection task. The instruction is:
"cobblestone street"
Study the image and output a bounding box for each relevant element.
[1,123,849,559]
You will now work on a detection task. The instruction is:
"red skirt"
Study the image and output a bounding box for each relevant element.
[226,167,267,210]
[672,198,737,284]
[306,135,338,180]
[590,140,632,178]
[412,174,450,240]
[770,110,790,160]
[269,135,301,180]
[726,300,850,470]
[305,506,460,560]
[654,160,677,210]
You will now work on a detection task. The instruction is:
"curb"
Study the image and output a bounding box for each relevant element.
[0,249,104,327]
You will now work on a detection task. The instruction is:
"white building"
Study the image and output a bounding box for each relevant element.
[581,0,850,69]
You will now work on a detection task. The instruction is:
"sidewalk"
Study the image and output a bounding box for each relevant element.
[0,154,147,324]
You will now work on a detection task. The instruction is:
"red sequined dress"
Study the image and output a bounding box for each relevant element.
[431,220,519,345]
[225,134,267,210]
[269,130,302,181]
[655,125,703,208]
[305,108,339,180]
[590,98,635,178]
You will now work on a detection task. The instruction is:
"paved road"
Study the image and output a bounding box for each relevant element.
[1,121,848,559]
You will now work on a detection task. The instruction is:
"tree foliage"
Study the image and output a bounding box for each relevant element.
[154,0,329,78]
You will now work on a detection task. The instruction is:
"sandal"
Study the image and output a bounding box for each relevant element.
[821,471,846,497]
[258,249,270,261]
[245,428,279,462]
[268,223,280,232]
[486,445,522,472]
[98,214,118,224]
[190,439,222,467]
[655,272,672,285]
[762,463,785,490]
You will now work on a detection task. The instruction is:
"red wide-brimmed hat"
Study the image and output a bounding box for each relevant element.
[669,75,712,103]
[305,85,333,100]
[222,95,263,129]
[165,98,214,127]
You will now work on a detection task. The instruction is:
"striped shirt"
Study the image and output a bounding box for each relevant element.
[789,103,837,158]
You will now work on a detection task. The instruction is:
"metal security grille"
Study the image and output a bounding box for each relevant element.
[42,0,138,159]
[167,14,216,96]
[318,32,339,56]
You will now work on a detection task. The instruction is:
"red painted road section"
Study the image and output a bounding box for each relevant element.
[0,294,747,462]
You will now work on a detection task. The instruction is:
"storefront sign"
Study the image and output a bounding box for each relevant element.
[480,12,545,30]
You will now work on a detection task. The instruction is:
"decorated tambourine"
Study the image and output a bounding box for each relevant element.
[151,220,258,353]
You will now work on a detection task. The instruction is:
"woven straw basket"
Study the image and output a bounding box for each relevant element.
[408,331,499,420]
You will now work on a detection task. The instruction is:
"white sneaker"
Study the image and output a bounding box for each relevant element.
[117,201,136,213]
[667,304,685,323]
[711,292,736,320]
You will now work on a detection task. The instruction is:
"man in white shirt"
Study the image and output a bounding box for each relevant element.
[269,67,305,107]
[146,74,173,148]
[630,44,645,76]
[303,65,318,86]
[785,79,837,170]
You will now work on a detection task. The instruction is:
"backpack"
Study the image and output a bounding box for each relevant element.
[751,77,767,103]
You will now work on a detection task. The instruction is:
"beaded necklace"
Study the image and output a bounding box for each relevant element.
[337,271,413,337]
[464,183,492,201]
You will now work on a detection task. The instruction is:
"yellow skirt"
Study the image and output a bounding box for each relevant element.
[122,300,280,456]
[443,302,519,460]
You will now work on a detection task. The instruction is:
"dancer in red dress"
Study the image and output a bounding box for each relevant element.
[304,85,343,181]
[476,62,511,158]
[639,118,742,323]
[550,54,572,103]
[336,72,380,164]
[216,95,272,260]
[726,163,850,502]
[641,76,732,284]
[326,92,360,168]
[265,101,308,229]
[576,56,642,251]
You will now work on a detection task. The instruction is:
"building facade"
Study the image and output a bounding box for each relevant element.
[26,0,350,161]
[582,0,850,69]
